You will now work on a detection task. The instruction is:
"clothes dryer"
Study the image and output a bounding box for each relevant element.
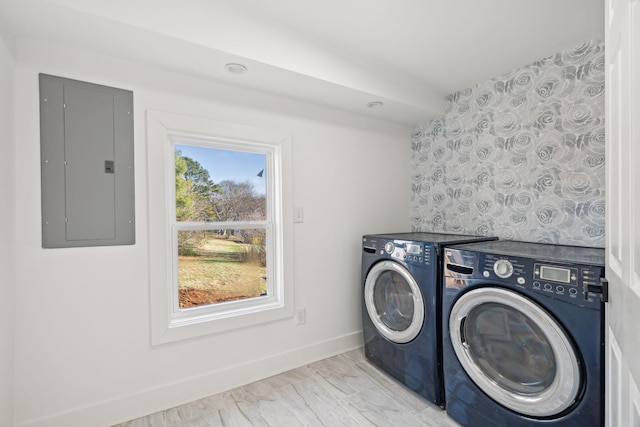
[361,232,497,406]
[442,240,606,427]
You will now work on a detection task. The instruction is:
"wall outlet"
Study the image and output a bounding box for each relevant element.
[296,308,306,325]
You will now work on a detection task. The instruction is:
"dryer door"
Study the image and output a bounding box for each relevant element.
[449,288,581,418]
[364,260,424,344]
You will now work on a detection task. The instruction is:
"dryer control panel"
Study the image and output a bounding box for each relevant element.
[362,237,433,267]
[385,240,434,267]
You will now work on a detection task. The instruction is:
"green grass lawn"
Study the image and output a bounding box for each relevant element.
[178,236,266,308]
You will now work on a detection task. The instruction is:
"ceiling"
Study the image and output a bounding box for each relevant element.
[0,0,604,126]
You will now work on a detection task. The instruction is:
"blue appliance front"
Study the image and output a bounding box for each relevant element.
[442,241,605,427]
[362,239,441,405]
[361,232,497,407]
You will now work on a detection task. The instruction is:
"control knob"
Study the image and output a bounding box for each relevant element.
[493,259,514,278]
[384,242,395,255]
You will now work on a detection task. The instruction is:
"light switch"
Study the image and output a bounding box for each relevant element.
[294,206,304,223]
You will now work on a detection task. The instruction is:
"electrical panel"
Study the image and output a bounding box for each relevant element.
[39,74,135,248]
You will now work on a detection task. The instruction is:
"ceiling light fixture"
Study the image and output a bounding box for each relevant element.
[225,63,248,74]
[367,101,384,109]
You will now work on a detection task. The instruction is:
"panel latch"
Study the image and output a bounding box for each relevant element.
[583,277,608,303]
[105,160,114,174]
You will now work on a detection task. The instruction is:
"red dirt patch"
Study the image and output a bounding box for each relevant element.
[179,288,260,308]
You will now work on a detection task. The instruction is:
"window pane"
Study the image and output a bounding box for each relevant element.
[177,229,267,308]
[175,145,266,222]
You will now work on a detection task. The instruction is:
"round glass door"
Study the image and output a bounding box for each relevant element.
[449,288,581,417]
[364,260,424,343]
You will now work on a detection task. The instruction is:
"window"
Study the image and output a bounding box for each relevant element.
[147,111,293,344]
[173,143,269,310]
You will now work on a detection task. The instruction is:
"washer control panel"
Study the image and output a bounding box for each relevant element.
[445,247,606,307]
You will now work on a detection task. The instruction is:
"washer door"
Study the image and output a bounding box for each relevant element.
[364,260,424,344]
[449,288,581,418]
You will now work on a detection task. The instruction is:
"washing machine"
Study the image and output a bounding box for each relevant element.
[442,240,606,427]
[361,232,497,406]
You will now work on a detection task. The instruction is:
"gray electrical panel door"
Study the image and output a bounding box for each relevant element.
[40,74,135,248]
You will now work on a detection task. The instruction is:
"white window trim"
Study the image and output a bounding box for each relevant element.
[147,110,294,345]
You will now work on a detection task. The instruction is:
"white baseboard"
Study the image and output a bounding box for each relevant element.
[18,332,363,427]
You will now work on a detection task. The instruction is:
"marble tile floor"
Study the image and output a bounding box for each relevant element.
[114,348,462,427]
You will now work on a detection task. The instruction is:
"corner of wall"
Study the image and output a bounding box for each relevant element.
[0,26,17,427]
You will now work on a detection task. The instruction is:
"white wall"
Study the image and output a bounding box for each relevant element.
[13,38,412,427]
[0,26,16,427]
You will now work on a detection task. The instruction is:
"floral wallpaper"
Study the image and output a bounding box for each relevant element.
[411,39,605,247]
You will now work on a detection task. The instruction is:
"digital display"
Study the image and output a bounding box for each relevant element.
[540,265,570,283]
[406,244,421,255]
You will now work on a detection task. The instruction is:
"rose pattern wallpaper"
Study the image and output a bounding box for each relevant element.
[411,39,604,247]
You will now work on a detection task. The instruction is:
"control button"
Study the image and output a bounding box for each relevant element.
[556,286,565,293]
[483,271,490,278]
[493,259,514,279]
[544,283,552,291]
[569,288,578,295]
[571,274,577,281]
[533,282,541,289]
[384,242,395,255]
[517,277,525,285]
